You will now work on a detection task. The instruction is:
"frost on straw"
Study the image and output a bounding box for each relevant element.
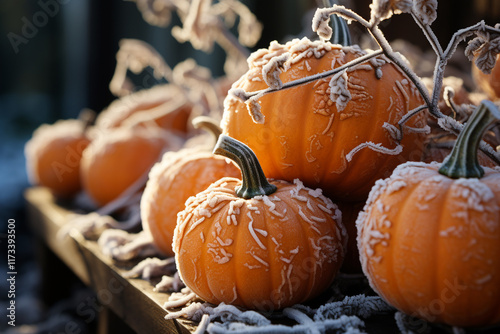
[412,0,438,26]
[98,229,161,261]
[369,0,413,25]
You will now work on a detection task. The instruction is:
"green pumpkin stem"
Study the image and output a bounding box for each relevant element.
[192,116,222,143]
[322,0,351,46]
[439,100,500,179]
[214,135,277,199]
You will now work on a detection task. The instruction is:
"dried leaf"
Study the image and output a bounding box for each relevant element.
[370,0,413,25]
[413,0,438,26]
[465,34,500,74]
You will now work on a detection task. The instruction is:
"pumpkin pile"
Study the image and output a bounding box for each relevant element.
[24,0,500,331]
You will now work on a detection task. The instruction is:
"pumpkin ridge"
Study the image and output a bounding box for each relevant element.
[384,174,423,312]
[434,179,456,323]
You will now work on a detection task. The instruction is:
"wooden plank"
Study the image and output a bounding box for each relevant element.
[25,187,196,334]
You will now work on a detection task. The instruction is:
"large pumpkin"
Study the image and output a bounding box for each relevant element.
[80,127,179,207]
[173,135,346,310]
[222,37,427,201]
[95,84,193,135]
[358,101,500,327]
[25,119,90,197]
[141,147,241,256]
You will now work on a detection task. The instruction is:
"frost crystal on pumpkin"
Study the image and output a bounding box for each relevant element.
[329,70,351,112]
[312,8,333,41]
[262,53,290,90]
[412,0,438,26]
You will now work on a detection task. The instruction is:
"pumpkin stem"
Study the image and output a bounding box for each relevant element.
[322,0,351,46]
[192,116,222,143]
[214,135,277,199]
[439,100,500,179]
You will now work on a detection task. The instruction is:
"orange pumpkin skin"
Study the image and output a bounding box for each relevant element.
[80,127,176,206]
[473,55,500,100]
[222,38,427,201]
[174,178,347,310]
[95,85,192,134]
[141,148,241,256]
[358,161,500,327]
[25,119,90,197]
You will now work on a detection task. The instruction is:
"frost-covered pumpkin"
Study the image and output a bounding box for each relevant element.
[25,119,90,197]
[95,84,192,134]
[80,127,179,206]
[358,101,500,327]
[222,37,427,201]
[173,135,347,310]
[141,120,241,256]
[473,54,500,100]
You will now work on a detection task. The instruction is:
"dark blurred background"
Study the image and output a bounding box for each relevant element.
[0,0,498,332]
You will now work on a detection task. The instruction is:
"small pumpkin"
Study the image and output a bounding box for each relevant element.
[141,118,241,256]
[222,37,427,201]
[173,135,347,310]
[25,118,91,197]
[95,84,193,135]
[358,101,500,327]
[473,54,500,101]
[80,127,180,207]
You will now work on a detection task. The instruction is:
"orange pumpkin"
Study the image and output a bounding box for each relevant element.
[358,101,500,327]
[95,84,193,134]
[141,146,241,256]
[222,37,427,201]
[173,135,347,311]
[473,54,500,100]
[25,119,90,197]
[80,127,180,207]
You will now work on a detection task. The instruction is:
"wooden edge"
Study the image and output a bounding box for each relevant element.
[25,187,196,334]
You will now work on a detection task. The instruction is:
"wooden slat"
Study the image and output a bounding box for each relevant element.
[25,187,196,334]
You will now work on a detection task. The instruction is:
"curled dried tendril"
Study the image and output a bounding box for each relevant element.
[465,33,500,74]
[262,53,290,90]
[109,39,172,96]
[172,0,219,52]
[131,0,177,27]
[312,8,334,41]
[369,0,412,25]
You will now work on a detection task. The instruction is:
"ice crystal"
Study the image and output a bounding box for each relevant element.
[262,53,290,90]
[154,272,185,292]
[123,257,176,280]
[98,230,161,261]
[412,0,438,26]
[314,295,394,321]
[370,0,413,25]
[329,70,351,112]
